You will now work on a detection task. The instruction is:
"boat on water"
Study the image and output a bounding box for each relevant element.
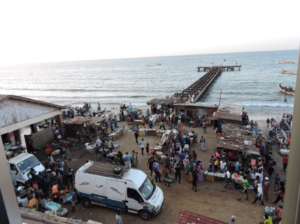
[147,63,161,67]
[276,61,295,64]
[282,70,297,75]
[278,84,295,96]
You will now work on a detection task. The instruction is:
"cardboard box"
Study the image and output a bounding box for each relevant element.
[206,175,214,182]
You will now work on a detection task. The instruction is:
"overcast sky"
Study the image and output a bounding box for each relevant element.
[0,0,299,64]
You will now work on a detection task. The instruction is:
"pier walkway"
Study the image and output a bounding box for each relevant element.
[174,67,222,103]
[197,65,241,72]
[174,65,241,103]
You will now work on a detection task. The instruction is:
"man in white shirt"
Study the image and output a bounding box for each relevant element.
[139,138,145,155]
[96,137,102,147]
[220,159,227,173]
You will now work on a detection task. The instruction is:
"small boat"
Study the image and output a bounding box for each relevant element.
[278,84,295,96]
[276,61,295,64]
[282,70,297,75]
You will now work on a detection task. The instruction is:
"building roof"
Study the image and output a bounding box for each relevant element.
[174,103,218,109]
[213,111,242,121]
[176,209,228,224]
[217,103,243,115]
[0,95,66,109]
[69,116,93,125]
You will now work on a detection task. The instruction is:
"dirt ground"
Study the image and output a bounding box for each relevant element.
[38,119,286,224]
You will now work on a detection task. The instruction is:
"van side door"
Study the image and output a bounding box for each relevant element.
[126,187,144,214]
[106,180,126,211]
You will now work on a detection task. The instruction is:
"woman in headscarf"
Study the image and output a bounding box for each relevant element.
[198,162,204,183]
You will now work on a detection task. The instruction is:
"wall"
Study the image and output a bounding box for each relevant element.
[31,127,54,147]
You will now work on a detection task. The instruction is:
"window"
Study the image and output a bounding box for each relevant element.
[17,156,40,174]
[10,164,17,171]
[127,188,142,201]
[138,177,155,200]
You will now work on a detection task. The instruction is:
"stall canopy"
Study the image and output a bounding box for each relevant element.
[70,116,92,125]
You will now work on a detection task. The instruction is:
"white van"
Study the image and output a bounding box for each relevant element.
[75,162,164,220]
[8,153,45,185]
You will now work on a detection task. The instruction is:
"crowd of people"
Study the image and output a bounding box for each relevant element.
[16,155,78,212]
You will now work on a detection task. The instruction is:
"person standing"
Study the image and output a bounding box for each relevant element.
[139,138,145,155]
[147,155,154,176]
[224,171,232,189]
[273,181,285,204]
[191,169,198,192]
[263,177,270,201]
[237,176,249,201]
[266,118,270,128]
[153,164,162,183]
[67,168,74,190]
[123,152,132,169]
[164,154,170,171]
[28,136,34,153]
[202,121,207,134]
[200,136,205,152]
[96,137,102,147]
[280,154,288,174]
[110,119,115,132]
[174,162,181,183]
[192,150,197,163]
[71,189,77,212]
[252,183,264,205]
[116,210,123,224]
[146,143,149,155]
[159,117,165,130]
[134,130,139,144]
[197,162,204,183]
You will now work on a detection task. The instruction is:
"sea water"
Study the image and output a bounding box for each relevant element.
[0,49,298,116]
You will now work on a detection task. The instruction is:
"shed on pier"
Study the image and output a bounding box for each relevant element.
[213,103,243,132]
[173,103,218,118]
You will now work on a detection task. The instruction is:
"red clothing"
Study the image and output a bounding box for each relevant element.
[275,208,283,219]
[282,156,289,164]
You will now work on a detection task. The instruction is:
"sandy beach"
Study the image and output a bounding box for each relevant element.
[33,114,288,224]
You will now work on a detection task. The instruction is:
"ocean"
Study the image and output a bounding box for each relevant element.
[0,50,298,117]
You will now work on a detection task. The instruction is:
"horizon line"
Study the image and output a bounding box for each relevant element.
[0,48,298,66]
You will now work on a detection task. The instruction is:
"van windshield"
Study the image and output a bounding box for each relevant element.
[138,177,156,200]
[17,156,40,174]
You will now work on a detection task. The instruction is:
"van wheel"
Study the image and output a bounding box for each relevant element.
[140,210,151,221]
[113,166,123,174]
[82,198,91,208]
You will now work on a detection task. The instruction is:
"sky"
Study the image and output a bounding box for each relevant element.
[0,0,299,65]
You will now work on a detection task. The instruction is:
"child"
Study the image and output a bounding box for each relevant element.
[61,189,69,204]
[274,174,280,191]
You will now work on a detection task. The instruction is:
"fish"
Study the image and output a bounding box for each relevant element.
[80,182,90,186]
[110,187,122,195]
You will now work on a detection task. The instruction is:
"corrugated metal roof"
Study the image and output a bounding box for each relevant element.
[0,95,66,109]
[213,111,242,121]
[176,209,228,224]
